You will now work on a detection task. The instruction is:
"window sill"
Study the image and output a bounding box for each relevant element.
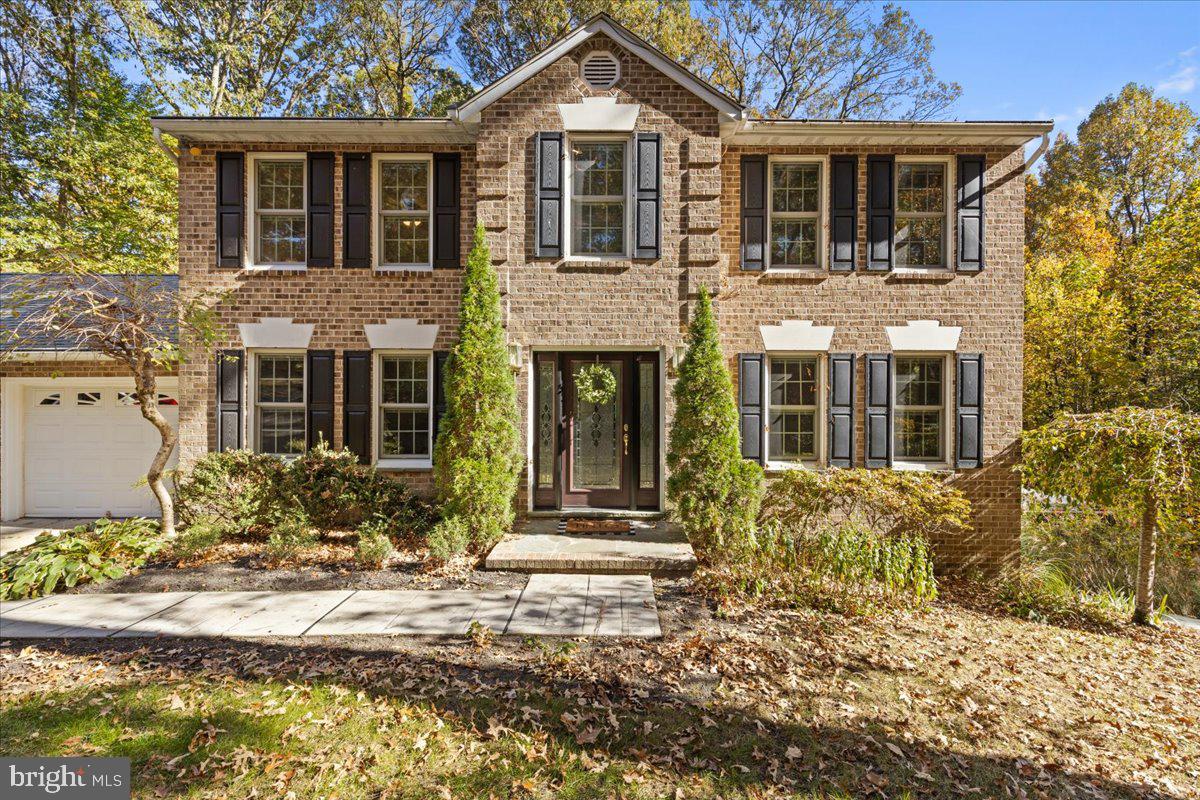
[375,458,433,472]
[765,460,820,473]
[244,264,307,272]
[375,264,433,273]
[889,267,953,278]
[892,461,952,472]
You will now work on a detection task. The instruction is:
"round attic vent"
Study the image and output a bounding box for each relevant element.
[581,52,620,89]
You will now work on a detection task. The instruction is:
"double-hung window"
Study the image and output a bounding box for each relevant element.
[769,160,822,268]
[255,353,306,456]
[376,155,432,269]
[894,356,946,463]
[377,354,432,462]
[252,155,306,267]
[895,160,949,268]
[569,140,627,257]
[768,356,820,462]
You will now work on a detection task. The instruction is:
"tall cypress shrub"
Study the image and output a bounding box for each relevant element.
[667,287,763,556]
[433,224,520,551]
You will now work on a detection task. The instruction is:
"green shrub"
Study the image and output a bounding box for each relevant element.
[265,508,318,563]
[996,559,1160,625]
[169,515,226,560]
[175,450,284,535]
[354,519,395,569]
[0,518,163,600]
[427,516,471,562]
[666,286,763,556]
[433,225,521,552]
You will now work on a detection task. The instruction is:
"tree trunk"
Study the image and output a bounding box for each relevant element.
[1133,490,1158,625]
[134,365,179,539]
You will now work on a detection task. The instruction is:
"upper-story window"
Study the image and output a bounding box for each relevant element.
[768,356,821,462]
[895,160,950,269]
[569,140,627,257]
[894,355,946,463]
[769,160,823,269]
[376,155,432,269]
[252,155,306,266]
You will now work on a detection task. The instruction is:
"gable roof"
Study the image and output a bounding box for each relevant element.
[450,13,748,125]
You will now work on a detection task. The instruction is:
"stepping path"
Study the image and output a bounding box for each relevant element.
[0,574,661,639]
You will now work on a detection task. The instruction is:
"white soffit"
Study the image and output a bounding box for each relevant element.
[364,319,439,350]
[731,120,1053,147]
[886,320,962,352]
[238,318,315,349]
[151,118,473,145]
[558,97,639,131]
[760,320,835,352]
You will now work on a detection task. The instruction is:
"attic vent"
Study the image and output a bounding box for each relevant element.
[581,52,620,89]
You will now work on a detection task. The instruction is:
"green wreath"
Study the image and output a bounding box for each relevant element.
[576,363,617,404]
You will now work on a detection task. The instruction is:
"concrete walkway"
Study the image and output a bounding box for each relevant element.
[0,574,661,639]
[0,518,93,556]
[1166,614,1200,633]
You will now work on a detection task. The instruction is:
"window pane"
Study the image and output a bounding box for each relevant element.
[256,160,304,210]
[770,357,818,406]
[258,215,306,264]
[380,161,429,211]
[769,411,816,460]
[639,360,655,489]
[895,217,944,267]
[771,163,819,213]
[895,358,943,407]
[381,408,430,457]
[259,409,306,455]
[380,356,428,405]
[572,201,624,255]
[895,410,943,461]
[573,142,625,197]
[536,361,555,489]
[381,217,430,265]
[897,164,945,213]
[258,355,304,403]
[770,219,818,267]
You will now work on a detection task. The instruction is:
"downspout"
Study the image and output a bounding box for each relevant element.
[1023,133,1050,172]
[152,127,179,165]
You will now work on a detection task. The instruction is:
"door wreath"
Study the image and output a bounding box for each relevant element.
[576,363,617,404]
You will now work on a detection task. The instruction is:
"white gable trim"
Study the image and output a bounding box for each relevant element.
[886,320,962,352]
[759,321,835,352]
[238,318,314,349]
[452,15,745,124]
[558,97,639,131]
[363,319,439,350]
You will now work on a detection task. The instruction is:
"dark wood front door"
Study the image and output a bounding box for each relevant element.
[532,352,659,511]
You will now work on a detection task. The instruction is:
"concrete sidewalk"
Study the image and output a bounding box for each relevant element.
[0,574,661,639]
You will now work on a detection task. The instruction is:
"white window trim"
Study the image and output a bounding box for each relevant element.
[767,155,829,271]
[249,349,307,458]
[373,153,434,272]
[373,350,434,470]
[891,351,953,471]
[765,353,826,470]
[563,134,633,261]
[893,154,955,273]
[245,152,307,271]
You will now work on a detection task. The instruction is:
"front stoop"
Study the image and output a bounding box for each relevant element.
[485,518,697,576]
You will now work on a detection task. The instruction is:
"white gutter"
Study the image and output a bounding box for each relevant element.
[1023,133,1051,172]
[152,127,179,164]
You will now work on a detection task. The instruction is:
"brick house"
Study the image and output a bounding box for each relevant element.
[1,15,1050,573]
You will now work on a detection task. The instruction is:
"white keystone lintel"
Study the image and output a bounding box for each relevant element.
[558,97,640,131]
[759,320,835,352]
[364,318,439,350]
[886,320,962,352]
[238,318,314,349]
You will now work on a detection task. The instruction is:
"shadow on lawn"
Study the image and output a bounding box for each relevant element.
[1,636,1183,800]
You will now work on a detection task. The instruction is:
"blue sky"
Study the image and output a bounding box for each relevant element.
[906,0,1200,136]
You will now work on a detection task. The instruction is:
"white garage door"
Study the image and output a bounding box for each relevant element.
[23,385,179,517]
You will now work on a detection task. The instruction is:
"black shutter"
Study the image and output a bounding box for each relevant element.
[738,353,765,463]
[216,152,244,268]
[343,350,372,463]
[306,350,335,450]
[634,133,661,259]
[957,155,986,272]
[343,152,371,268]
[433,153,461,267]
[828,353,856,467]
[432,350,450,450]
[534,133,563,258]
[216,349,243,451]
[866,155,894,271]
[865,353,893,468]
[829,155,857,271]
[740,155,766,271]
[307,152,334,267]
[956,353,984,468]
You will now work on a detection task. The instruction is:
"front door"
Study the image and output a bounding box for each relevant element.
[533,352,659,510]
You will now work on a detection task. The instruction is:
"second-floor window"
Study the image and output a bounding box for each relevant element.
[570,140,627,257]
[377,155,432,269]
[895,162,949,268]
[769,161,822,268]
[253,156,306,266]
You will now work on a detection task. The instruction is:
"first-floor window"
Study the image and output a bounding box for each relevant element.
[768,356,819,461]
[255,353,306,456]
[379,354,432,459]
[894,356,945,461]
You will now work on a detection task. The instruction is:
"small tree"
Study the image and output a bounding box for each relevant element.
[667,286,763,556]
[433,224,520,551]
[0,272,217,538]
[1021,408,1200,624]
